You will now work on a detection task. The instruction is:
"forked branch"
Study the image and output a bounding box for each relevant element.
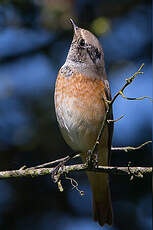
[0,64,152,183]
[0,164,152,180]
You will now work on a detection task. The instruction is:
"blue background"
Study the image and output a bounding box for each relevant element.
[0,0,152,230]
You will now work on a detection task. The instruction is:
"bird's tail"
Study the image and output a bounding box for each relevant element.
[90,172,113,226]
[81,147,113,227]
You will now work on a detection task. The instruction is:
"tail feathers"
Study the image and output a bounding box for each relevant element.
[80,148,113,227]
[93,187,113,227]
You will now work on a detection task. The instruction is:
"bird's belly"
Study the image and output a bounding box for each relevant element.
[55,95,104,152]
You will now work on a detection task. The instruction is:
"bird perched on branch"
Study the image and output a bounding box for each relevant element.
[54,19,113,227]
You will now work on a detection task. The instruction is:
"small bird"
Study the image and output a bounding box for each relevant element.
[54,19,113,227]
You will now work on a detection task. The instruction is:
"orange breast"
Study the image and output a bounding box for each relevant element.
[54,72,108,152]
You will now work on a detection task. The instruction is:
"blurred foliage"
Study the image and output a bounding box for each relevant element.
[0,0,152,230]
[90,17,111,35]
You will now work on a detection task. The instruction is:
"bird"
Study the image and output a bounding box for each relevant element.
[54,19,113,227]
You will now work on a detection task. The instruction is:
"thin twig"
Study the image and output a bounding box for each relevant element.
[0,165,151,180]
[88,63,151,166]
[111,63,145,105]
[111,140,152,152]
[21,140,152,171]
[119,91,152,101]
[28,155,71,170]
[107,115,125,123]
[0,64,151,185]
[65,174,84,195]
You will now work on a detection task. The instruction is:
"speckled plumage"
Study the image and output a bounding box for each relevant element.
[55,70,107,152]
[54,20,113,227]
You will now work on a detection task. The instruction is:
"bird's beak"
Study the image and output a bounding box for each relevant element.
[70,19,78,33]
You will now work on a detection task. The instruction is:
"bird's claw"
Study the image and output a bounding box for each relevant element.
[86,150,98,169]
[51,156,71,182]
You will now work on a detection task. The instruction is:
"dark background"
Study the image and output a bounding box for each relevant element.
[0,0,152,230]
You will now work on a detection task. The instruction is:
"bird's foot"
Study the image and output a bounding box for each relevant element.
[86,150,98,169]
[51,156,71,182]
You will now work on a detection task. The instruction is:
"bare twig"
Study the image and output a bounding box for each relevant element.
[119,91,152,101]
[65,174,84,195]
[20,140,151,171]
[107,115,125,123]
[0,165,151,180]
[0,64,151,186]
[0,141,151,180]
[57,180,64,192]
[88,63,148,165]
[28,155,71,170]
[111,140,152,152]
[111,63,145,104]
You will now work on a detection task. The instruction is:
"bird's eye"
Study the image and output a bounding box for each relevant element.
[79,39,85,47]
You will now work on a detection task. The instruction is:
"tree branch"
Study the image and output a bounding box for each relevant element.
[0,140,151,180]
[23,140,152,170]
[0,164,151,180]
[0,64,152,184]
[111,140,152,152]
[88,63,150,166]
